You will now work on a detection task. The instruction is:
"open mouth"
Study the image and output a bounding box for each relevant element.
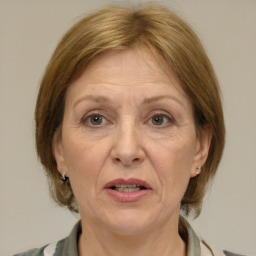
[104,178,152,202]
[105,178,152,192]
[111,184,146,192]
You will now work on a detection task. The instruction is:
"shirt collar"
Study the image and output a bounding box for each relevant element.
[184,218,201,256]
[58,221,81,256]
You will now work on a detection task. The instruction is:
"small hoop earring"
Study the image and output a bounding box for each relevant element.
[61,171,68,182]
[196,166,202,175]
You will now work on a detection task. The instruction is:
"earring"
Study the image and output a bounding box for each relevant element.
[61,171,68,182]
[196,166,202,176]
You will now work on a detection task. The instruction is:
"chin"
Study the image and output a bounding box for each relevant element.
[101,209,157,236]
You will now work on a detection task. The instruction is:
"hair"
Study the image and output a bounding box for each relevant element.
[35,4,225,217]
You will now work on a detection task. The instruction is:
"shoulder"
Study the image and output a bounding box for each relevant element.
[201,240,246,256]
[12,242,59,256]
[223,250,247,256]
[12,245,48,256]
[12,240,65,256]
[12,221,80,256]
[181,217,246,256]
[12,238,70,256]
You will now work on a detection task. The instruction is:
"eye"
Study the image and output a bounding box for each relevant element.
[150,114,171,127]
[83,114,107,126]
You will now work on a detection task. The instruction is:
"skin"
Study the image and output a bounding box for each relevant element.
[53,49,212,256]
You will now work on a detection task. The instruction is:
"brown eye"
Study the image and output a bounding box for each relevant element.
[87,115,105,126]
[150,114,171,127]
[152,116,164,125]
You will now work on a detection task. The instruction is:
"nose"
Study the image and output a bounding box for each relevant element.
[111,118,145,167]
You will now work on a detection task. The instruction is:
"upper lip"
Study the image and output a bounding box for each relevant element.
[104,178,152,189]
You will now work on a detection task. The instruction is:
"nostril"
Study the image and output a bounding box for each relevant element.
[114,158,121,163]
[111,148,145,166]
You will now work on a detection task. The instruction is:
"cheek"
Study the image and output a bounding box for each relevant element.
[151,135,196,170]
[148,135,196,194]
[62,132,110,192]
[62,136,112,217]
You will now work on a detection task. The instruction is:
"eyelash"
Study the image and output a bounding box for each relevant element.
[80,112,174,128]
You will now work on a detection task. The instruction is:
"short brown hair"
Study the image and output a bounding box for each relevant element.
[35,4,225,217]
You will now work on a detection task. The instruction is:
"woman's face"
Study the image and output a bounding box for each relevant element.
[54,49,210,235]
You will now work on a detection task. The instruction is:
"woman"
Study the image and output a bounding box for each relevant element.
[14,4,242,256]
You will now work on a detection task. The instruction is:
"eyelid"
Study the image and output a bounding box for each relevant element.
[148,110,174,120]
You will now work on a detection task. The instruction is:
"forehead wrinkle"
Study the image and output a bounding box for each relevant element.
[68,48,189,111]
[136,48,187,97]
[82,51,173,87]
[83,73,169,87]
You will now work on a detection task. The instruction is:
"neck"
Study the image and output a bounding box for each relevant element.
[78,216,186,256]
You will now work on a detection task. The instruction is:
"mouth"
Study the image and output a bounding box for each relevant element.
[104,178,152,192]
[104,178,152,202]
[110,184,147,192]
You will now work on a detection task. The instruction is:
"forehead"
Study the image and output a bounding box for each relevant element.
[66,48,188,103]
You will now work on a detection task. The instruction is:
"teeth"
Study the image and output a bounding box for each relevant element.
[115,187,141,192]
[114,184,138,188]
[113,184,143,192]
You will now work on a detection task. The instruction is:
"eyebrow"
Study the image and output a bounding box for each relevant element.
[73,95,185,108]
[73,95,111,108]
[142,95,185,108]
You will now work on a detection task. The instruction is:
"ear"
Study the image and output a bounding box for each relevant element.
[52,129,68,176]
[190,125,212,178]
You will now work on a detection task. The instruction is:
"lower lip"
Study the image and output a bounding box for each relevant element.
[105,188,152,202]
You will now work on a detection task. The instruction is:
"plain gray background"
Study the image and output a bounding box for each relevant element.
[1,0,255,255]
